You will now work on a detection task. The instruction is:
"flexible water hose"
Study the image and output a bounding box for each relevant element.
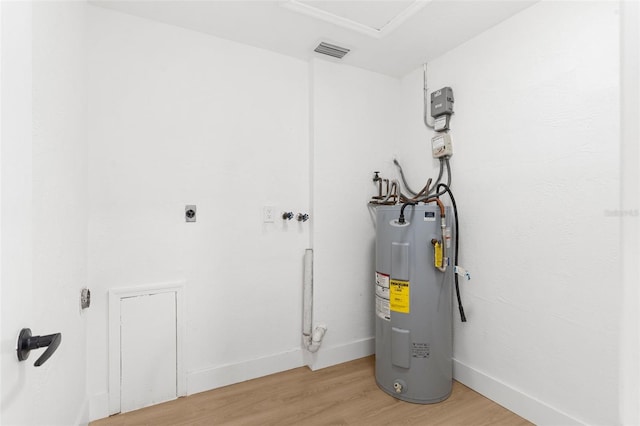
[393,158,419,196]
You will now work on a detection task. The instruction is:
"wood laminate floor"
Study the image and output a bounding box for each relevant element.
[92,356,531,426]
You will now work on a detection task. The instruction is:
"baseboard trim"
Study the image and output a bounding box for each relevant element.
[453,358,583,425]
[187,348,305,395]
[306,337,374,371]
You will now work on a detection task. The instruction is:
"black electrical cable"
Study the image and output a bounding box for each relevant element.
[398,202,417,224]
[437,183,467,322]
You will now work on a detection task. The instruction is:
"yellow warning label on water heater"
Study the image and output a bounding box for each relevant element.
[434,241,443,268]
[390,279,410,313]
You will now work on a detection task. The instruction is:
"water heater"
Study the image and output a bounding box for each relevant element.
[375,204,454,403]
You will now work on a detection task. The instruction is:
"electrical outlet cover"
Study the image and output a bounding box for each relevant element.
[263,206,275,223]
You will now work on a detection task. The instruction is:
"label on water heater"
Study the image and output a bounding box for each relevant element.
[390,279,410,314]
[375,272,390,321]
[412,342,430,358]
[376,297,390,321]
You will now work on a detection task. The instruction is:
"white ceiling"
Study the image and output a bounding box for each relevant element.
[296,0,418,30]
[91,0,538,78]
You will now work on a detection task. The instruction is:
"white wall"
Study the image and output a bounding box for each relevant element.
[86,6,311,419]
[397,2,621,424]
[32,2,89,424]
[308,59,399,369]
[1,2,626,425]
[620,1,640,424]
[86,6,404,419]
[1,1,89,425]
[0,2,35,423]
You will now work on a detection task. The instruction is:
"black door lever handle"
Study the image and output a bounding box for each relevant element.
[17,328,62,367]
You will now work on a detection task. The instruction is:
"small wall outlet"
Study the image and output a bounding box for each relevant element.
[263,206,275,223]
[185,205,196,222]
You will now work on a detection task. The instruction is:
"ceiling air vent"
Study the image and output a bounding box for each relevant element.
[314,42,350,59]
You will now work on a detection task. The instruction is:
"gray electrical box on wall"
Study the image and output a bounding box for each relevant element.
[430,87,454,117]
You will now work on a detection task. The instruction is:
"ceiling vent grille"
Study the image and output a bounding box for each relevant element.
[314,42,350,59]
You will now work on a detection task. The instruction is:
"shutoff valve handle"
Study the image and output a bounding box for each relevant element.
[17,328,62,367]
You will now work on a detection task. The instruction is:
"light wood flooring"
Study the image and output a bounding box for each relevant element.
[92,356,531,426]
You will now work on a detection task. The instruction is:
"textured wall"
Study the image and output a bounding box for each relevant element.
[397,2,621,424]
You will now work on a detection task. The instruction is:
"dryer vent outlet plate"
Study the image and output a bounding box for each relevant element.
[185,205,196,222]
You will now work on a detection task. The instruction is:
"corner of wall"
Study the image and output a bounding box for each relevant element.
[453,359,583,425]
[306,337,374,371]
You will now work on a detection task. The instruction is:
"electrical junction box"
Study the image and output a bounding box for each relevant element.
[432,133,453,158]
[434,115,450,132]
[430,87,454,118]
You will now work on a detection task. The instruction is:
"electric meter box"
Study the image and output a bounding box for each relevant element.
[432,133,453,158]
[430,87,454,118]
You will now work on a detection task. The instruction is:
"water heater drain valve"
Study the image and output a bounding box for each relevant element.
[393,380,407,394]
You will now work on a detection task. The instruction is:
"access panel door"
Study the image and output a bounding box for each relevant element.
[120,292,177,413]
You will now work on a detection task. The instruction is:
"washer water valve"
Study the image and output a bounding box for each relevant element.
[297,213,309,222]
[282,212,294,220]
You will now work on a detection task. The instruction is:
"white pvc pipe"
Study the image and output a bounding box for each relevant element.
[303,249,313,337]
[307,325,327,353]
[303,249,326,353]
